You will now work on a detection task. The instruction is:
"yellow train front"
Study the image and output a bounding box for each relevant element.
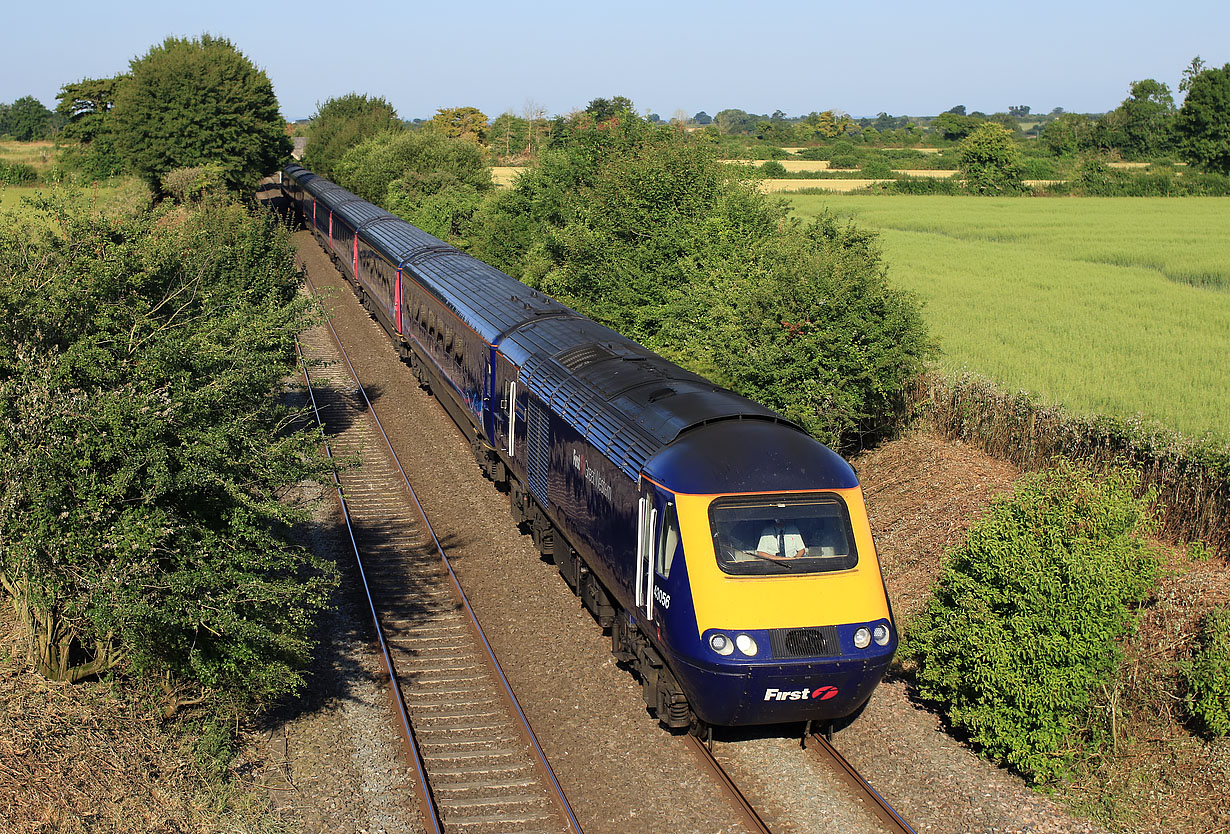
[629,419,896,727]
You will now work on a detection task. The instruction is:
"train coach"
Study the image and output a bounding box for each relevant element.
[282,164,898,732]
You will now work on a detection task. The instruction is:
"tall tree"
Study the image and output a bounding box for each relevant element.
[957,122,1025,194]
[56,77,122,142]
[303,92,401,180]
[429,106,489,144]
[5,95,55,141]
[1103,78,1176,158]
[109,35,291,191]
[1175,61,1230,174]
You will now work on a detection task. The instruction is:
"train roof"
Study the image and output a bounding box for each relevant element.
[641,419,858,495]
[334,199,395,228]
[503,316,794,478]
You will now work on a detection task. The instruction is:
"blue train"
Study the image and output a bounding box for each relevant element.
[281,164,897,730]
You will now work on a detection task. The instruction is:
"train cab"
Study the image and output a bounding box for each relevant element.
[635,419,897,727]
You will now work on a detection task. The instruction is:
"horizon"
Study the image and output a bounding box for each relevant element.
[3,0,1225,125]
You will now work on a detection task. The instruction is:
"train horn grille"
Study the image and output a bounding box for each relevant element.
[770,626,841,659]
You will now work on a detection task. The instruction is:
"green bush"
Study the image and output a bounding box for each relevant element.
[0,159,37,185]
[828,150,860,169]
[906,460,1162,782]
[759,159,787,177]
[0,194,337,711]
[160,164,228,203]
[1181,608,1230,736]
[859,157,894,178]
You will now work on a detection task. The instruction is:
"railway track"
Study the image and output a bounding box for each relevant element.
[295,278,581,834]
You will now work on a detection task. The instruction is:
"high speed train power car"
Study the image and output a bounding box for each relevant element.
[281,164,897,731]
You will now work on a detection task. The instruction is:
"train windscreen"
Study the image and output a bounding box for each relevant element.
[709,494,858,576]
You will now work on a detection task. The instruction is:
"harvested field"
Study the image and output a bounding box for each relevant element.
[490,165,523,187]
[721,158,832,171]
[760,177,887,192]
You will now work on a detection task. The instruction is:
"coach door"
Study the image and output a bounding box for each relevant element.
[636,484,658,622]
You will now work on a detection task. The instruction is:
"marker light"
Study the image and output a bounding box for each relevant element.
[735,634,758,656]
[709,633,734,656]
[873,624,891,646]
[853,627,872,649]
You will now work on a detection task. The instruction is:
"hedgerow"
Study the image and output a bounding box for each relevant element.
[1181,607,1230,736]
[905,460,1163,782]
[916,371,1230,552]
[0,193,336,713]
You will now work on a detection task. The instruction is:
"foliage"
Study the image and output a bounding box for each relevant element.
[1039,112,1095,157]
[1101,79,1176,159]
[0,193,336,710]
[1,95,57,141]
[1180,607,1230,736]
[429,106,489,144]
[957,123,1025,194]
[160,164,228,204]
[932,111,984,140]
[759,159,787,177]
[859,157,894,178]
[1175,62,1230,175]
[467,114,932,450]
[109,35,291,192]
[302,93,402,181]
[0,159,37,185]
[54,76,126,181]
[333,129,492,242]
[906,461,1163,782]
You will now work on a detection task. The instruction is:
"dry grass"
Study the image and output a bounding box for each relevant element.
[720,158,832,172]
[491,166,523,187]
[0,140,56,173]
[0,608,290,834]
[760,178,889,192]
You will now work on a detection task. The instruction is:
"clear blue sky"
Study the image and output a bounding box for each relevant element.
[4,0,1226,122]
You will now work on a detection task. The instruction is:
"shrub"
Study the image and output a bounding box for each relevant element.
[859,157,894,178]
[906,460,1163,782]
[886,175,965,195]
[160,164,228,203]
[828,150,860,169]
[957,123,1025,194]
[1181,607,1230,736]
[0,160,37,185]
[759,160,787,177]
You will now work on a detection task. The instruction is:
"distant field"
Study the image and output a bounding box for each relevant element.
[1,181,146,216]
[0,140,56,173]
[788,195,1230,438]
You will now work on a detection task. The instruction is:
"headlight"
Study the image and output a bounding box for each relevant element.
[873,624,891,646]
[853,627,872,649]
[735,634,758,656]
[709,633,734,655]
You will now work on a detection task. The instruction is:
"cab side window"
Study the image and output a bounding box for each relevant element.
[656,502,679,578]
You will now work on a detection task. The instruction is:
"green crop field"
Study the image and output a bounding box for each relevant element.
[788,195,1230,438]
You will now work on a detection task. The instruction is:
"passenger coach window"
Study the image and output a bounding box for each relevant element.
[710,495,857,576]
